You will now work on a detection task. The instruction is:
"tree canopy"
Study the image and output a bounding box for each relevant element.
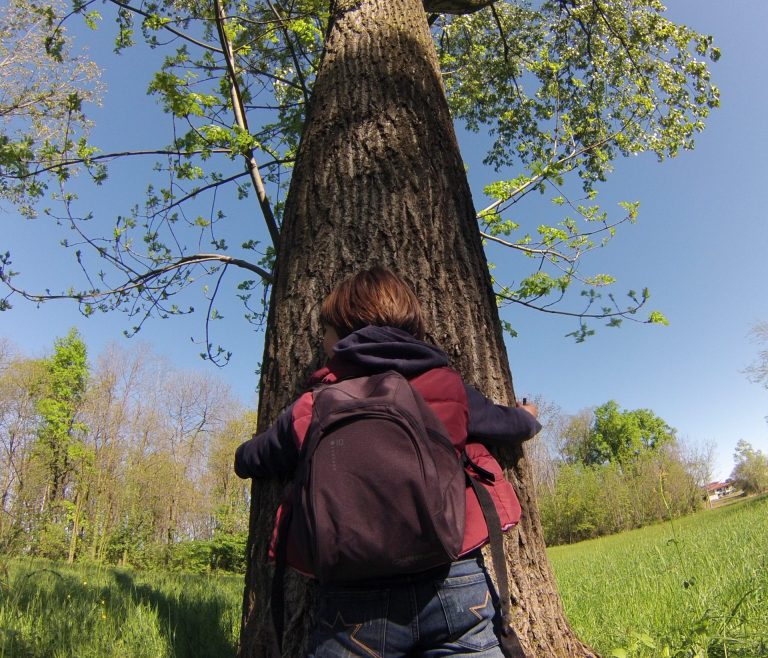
[0,0,719,353]
[562,399,676,466]
[731,439,768,495]
[0,332,250,567]
[0,0,101,217]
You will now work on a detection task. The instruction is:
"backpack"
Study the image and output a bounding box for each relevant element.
[270,369,529,658]
[279,369,466,584]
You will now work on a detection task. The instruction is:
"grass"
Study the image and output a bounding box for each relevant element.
[549,494,768,657]
[0,561,243,657]
[1,497,765,657]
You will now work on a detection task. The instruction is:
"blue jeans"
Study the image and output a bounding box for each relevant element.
[307,553,503,657]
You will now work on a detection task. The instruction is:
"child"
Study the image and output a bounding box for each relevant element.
[235,266,540,657]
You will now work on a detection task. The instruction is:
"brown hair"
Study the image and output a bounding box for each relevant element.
[320,266,425,339]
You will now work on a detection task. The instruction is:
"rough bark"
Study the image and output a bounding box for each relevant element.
[239,0,597,656]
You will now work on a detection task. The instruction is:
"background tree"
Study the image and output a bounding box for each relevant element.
[537,402,708,545]
[523,395,565,494]
[559,407,595,465]
[0,334,253,570]
[33,328,89,558]
[731,440,768,495]
[0,0,101,217]
[0,343,47,551]
[587,399,676,465]
[206,411,256,571]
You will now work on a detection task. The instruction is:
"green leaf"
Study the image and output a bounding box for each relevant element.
[648,311,669,326]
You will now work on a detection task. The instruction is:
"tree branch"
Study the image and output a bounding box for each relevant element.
[1,253,273,306]
[422,0,494,15]
[213,0,281,249]
[480,231,575,262]
[11,149,235,179]
[153,170,250,217]
[496,288,648,321]
[106,0,224,53]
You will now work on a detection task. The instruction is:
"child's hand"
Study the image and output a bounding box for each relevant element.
[516,400,538,418]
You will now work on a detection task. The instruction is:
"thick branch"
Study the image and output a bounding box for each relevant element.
[422,0,494,14]
[213,0,281,249]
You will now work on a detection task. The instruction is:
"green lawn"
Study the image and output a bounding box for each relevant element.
[1,496,765,657]
[549,494,768,657]
[0,562,242,657]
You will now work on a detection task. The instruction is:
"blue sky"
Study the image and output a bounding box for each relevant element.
[2,1,766,480]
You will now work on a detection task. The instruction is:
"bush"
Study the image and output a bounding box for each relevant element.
[539,449,703,546]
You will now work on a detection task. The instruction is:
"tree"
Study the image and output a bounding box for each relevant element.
[0,0,101,217]
[559,407,596,465]
[731,440,768,494]
[522,395,565,494]
[0,335,251,566]
[0,343,48,551]
[586,400,676,466]
[32,328,89,559]
[244,0,605,654]
[35,328,89,502]
[0,1,720,655]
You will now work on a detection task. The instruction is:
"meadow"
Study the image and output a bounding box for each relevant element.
[0,495,765,658]
[549,494,768,657]
[0,564,243,657]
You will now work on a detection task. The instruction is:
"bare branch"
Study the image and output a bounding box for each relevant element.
[1,253,273,306]
[203,263,230,366]
[496,288,648,322]
[154,171,250,217]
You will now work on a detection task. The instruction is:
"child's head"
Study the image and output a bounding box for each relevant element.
[320,266,425,341]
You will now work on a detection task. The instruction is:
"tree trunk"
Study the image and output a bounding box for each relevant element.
[67,487,83,564]
[239,0,596,656]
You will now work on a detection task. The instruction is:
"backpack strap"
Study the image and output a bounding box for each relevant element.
[464,452,529,658]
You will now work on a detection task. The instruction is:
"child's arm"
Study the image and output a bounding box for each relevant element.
[234,405,299,479]
[464,384,541,445]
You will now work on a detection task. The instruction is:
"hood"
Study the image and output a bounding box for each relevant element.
[325,325,449,379]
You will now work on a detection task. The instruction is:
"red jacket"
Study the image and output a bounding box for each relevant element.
[268,366,522,573]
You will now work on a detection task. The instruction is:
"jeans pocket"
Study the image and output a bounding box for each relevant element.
[309,589,389,658]
[435,573,500,652]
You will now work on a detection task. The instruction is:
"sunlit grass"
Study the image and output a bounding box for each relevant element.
[0,561,242,658]
[549,494,768,657]
[1,496,765,657]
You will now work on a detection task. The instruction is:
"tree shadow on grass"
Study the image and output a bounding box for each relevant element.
[112,570,238,658]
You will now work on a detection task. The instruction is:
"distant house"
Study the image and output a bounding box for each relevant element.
[704,480,735,502]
